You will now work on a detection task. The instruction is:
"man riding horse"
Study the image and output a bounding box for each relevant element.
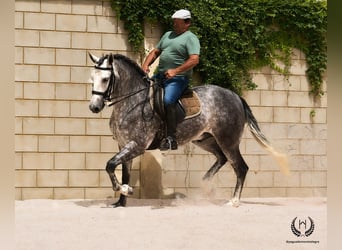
[142,9,200,151]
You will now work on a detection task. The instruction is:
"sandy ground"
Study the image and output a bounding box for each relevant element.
[15,197,326,250]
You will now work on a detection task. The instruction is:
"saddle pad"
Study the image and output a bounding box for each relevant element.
[180,90,201,119]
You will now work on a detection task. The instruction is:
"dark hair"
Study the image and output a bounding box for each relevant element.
[184,18,191,24]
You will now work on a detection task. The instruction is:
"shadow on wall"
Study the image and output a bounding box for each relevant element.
[140,151,163,199]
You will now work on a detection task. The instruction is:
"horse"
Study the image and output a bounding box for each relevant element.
[88,52,289,207]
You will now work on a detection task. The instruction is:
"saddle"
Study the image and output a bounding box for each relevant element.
[146,82,202,150]
[152,84,201,121]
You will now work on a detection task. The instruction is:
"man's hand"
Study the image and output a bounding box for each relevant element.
[165,69,178,79]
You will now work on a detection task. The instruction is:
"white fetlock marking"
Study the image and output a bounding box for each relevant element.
[120,184,133,196]
[226,198,240,207]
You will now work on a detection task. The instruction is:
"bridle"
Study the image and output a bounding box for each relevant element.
[91,62,154,107]
[91,64,116,103]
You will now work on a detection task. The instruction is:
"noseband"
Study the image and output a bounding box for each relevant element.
[91,65,115,102]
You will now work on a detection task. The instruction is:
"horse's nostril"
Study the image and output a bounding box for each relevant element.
[89,104,100,113]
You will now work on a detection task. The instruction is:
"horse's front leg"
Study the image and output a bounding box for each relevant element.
[105,141,143,207]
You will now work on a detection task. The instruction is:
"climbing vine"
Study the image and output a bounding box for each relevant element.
[111,0,327,96]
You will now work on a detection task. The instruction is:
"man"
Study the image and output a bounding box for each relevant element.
[142,9,200,150]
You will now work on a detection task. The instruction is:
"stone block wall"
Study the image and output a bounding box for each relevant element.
[15,0,327,200]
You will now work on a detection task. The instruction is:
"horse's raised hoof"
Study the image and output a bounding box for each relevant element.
[120,184,133,196]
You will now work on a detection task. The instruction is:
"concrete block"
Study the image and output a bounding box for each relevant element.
[301,108,326,124]
[70,100,97,118]
[15,12,23,29]
[71,66,92,83]
[86,119,112,135]
[15,65,38,81]
[41,0,71,13]
[39,100,70,117]
[40,66,71,83]
[54,188,85,199]
[102,33,131,51]
[103,1,116,17]
[288,91,314,107]
[56,14,86,31]
[56,83,87,100]
[99,171,112,187]
[288,124,314,139]
[22,188,54,200]
[301,171,326,187]
[288,155,314,171]
[15,82,23,99]
[15,100,38,116]
[40,31,71,48]
[15,170,36,187]
[243,90,260,106]
[55,153,85,169]
[70,135,100,152]
[15,0,40,12]
[100,136,119,152]
[24,82,55,100]
[249,106,273,122]
[86,153,113,169]
[300,139,326,155]
[15,153,22,170]
[72,32,102,49]
[24,13,55,30]
[37,170,68,187]
[87,16,117,33]
[15,47,23,64]
[71,0,102,15]
[56,49,87,66]
[274,171,300,187]
[68,170,100,187]
[15,30,39,46]
[38,135,69,152]
[162,171,189,188]
[15,135,38,152]
[289,59,307,75]
[15,117,23,134]
[23,118,54,134]
[55,118,86,135]
[85,188,115,199]
[314,156,327,170]
[260,90,288,106]
[273,107,300,123]
[259,188,287,197]
[245,171,273,188]
[286,187,313,197]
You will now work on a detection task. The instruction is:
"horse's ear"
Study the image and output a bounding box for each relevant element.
[88,52,99,64]
[108,53,114,65]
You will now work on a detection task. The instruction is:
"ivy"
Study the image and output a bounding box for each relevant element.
[111,0,327,96]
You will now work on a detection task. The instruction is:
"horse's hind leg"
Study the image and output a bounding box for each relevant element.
[192,133,228,181]
[226,147,249,207]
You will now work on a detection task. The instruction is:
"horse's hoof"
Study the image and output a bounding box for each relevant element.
[226,199,240,207]
[112,199,126,208]
[120,184,133,196]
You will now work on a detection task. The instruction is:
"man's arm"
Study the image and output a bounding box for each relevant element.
[142,48,161,73]
[165,54,199,79]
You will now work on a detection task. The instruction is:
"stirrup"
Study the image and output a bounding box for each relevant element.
[160,136,178,151]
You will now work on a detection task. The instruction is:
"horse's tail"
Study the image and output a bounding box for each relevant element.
[240,97,290,175]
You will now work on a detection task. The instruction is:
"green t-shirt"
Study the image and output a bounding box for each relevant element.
[156,30,200,77]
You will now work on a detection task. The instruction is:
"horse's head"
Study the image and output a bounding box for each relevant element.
[88,52,115,113]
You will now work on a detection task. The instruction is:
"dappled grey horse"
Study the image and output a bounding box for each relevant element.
[88,53,288,207]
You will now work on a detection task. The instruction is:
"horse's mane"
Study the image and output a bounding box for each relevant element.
[113,54,146,77]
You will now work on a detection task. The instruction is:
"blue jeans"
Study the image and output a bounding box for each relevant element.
[154,73,189,106]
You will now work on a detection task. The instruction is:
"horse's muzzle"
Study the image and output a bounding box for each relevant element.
[89,102,104,113]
